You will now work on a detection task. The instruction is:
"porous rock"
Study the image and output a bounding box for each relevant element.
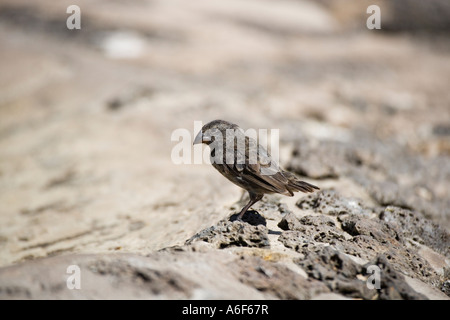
[185,218,270,249]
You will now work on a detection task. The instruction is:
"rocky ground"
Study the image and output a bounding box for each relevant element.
[0,0,449,299]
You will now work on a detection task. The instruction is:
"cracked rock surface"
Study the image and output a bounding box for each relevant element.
[1,0,449,300]
[1,191,448,299]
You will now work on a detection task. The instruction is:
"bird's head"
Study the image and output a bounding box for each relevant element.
[193,120,239,145]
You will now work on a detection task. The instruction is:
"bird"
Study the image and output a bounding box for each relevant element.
[193,120,319,221]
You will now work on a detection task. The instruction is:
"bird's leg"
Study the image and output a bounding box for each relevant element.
[236,193,263,221]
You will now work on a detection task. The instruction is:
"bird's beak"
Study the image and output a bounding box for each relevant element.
[193,130,203,145]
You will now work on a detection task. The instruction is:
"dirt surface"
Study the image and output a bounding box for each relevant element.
[0,0,449,299]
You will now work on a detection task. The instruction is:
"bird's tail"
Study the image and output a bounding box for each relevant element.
[283,170,320,193]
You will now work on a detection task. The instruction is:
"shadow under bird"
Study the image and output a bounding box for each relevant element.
[193,120,319,221]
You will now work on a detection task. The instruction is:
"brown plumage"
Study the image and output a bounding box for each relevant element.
[193,120,319,221]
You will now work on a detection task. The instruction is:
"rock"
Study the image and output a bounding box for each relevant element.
[404,276,450,300]
[287,137,450,230]
[278,230,315,252]
[0,251,269,300]
[278,213,348,247]
[296,189,372,217]
[380,206,450,257]
[440,267,450,295]
[277,211,303,231]
[363,256,428,300]
[382,0,450,32]
[295,246,429,300]
[320,0,450,32]
[230,255,329,300]
[311,292,351,300]
[417,245,448,277]
[185,218,270,249]
[295,246,376,299]
[0,253,196,299]
[0,194,448,299]
[287,140,346,179]
[87,255,198,298]
[0,0,449,301]
[277,191,444,293]
[340,213,401,243]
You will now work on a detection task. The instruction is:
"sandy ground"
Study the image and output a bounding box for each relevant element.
[0,0,449,268]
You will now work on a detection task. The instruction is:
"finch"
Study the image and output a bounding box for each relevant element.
[193,120,319,221]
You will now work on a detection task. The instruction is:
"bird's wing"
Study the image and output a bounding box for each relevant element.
[209,126,319,196]
[230,132,292,195]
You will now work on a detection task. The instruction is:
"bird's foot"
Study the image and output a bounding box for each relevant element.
[229,214,243,222]
[229,210,266,226]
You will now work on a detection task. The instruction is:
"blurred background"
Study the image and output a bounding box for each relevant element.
[0,0,449,267]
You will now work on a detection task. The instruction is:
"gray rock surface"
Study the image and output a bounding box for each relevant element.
[0,0,449,300]
[287,137,450,229]
[1,191,449,299]
[185,217,270,249]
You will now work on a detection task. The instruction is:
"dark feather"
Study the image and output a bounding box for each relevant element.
[197,120,319,220]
